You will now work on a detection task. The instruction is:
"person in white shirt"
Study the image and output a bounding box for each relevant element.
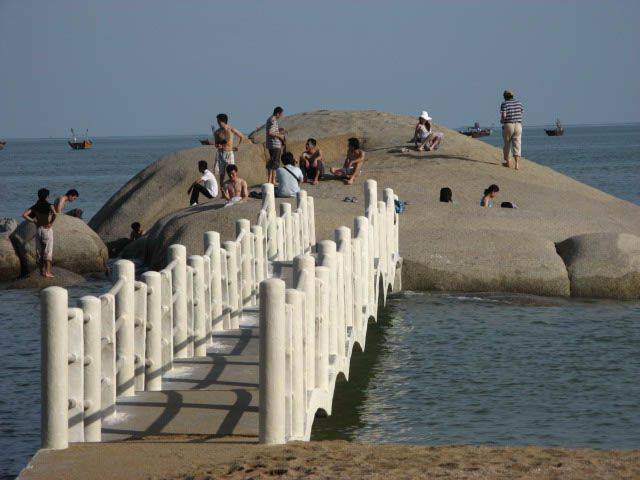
[275,152,303,197]
[188,160,219,206]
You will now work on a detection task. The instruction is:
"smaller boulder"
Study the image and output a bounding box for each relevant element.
[0,236,21,281]
[121,237,147,260]
[10,215,108,275]
[6,267,86,290]
[0,218,18,236]
[556,232,640,299]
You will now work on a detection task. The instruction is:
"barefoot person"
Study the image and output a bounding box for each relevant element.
[213,113,245,185]
[330,137,365,185]
[299,138,325,185]
[413,111,444,151]
[22,188,57,277]
[187,160,219,206]
[53,189,79,213]
[222,164,248,204]
[265,106,285,185]
[500,90,524,170]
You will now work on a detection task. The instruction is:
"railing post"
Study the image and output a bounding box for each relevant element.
[354,216,370,321]
[205,232,224,333]
[79,295,101,442]
[220,247,231,329]
[292,212,300,258]
[351,236,362,343]
[317,240,338,358]
[293,254,316,398]
[186,265,195,356]
[223,241,240,329]
[143,271,162,391]
[307,196,316,249]
[279,203,292,261]
[67,307,84,442]
[133,281,147,391]
[159,270,173,373]
[378,200,388,282]
[113,259,135,396]
[259,278,286,444]
[41,286,69,449]
[334,244,346,361]
[189,255,207,356]
[296,190,309,252]
[236,219,253,308]
[286,289,305,439]
[262,183,278,259]
[251,225,265,287]
[203,255,212,340]
[314,267,330,392]
[168,244,189,359]
[276,217,286,261]
[99,293,116,416]
[336,226,353,332]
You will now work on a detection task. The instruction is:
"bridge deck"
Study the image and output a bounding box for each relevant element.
[102,310,261,442]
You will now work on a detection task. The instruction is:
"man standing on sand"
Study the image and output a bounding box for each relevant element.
[265,106,285,185]
[22,188,57,277]
[214,113,245,186]
[500,90,524,170]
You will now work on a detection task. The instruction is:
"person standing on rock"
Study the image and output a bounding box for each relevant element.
[22,188,57,278]
[213,113,245,186]
[53,189,79,214]
[187,160,219,206]
[500,90,524,170]
[265,106,285,185]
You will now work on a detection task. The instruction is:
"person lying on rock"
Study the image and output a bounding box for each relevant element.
[276,152,304,198]
[130,222,145,241]
[53,189,79,213]
[188,160,219,206]
[213,113,245,186]
[222,164,248,205]
[413,111,444,151]
[299,138,325,185]
[330,137,365,185]
[22,188,57,278]
[481,184,500,207]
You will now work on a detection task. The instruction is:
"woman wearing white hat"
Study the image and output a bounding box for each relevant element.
[413,111,444,151]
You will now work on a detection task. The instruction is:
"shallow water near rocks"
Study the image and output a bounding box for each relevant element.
[312,292,640,449]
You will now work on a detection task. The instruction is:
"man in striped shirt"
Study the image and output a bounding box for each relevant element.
[500,90,524,170]
[265,106,285,184]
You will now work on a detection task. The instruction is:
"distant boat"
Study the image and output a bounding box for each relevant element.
[460,122,491,138]
[69,128,92,150]
[0,141,6,151]
[545,119,564,137]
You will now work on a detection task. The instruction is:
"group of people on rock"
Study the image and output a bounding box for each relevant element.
[21,188,80,277]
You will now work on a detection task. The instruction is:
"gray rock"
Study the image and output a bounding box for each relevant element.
[556,232,640,299]
[0,236,20,281]
[10,215,108,274]
[0,217,18,236]
[6,267,86,290]
[121,236,148,260]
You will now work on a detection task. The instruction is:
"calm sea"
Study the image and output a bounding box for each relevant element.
[0,125,638,478]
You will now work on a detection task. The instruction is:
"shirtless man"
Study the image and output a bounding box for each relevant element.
[330,137,365,185]
[22,188,57,277]
[299,138,324,185]
[53,189,79,213]
[214,113,245,186]
[222,164,248,204]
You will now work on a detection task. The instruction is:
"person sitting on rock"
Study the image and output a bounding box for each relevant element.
[53,189,79,213]
[481,184,500,207]
[330,137,365,185]
[222,164,248,204]
[440,187,453,203]
[130,222,145,241]
[22,188,57,278]
[299,138,325,185]
[213,113,245,186]
[276,152,304,198]
[188,160,219,206]
[413,111,444,151]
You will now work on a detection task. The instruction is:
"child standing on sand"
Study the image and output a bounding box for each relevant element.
[22,188,57,277]
[330,137,365,185]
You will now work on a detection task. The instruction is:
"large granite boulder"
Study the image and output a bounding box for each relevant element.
[88,145,268,242]
[10,215,108,274]
[6,267,86,290]
[556,233,640,299]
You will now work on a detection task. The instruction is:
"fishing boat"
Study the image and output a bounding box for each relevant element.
[459,122,491,138]
[545,119,564,136]
[0,141,6,151]
[68,128,93,150]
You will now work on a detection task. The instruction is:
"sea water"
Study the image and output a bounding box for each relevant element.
[0,126,638,478]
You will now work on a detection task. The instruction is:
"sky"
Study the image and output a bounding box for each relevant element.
[1,0,639,138]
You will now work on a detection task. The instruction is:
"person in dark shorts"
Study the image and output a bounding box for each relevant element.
[187,160,219,206]
[265,106,285,185]
[299,138,325,185]
[22,188,57,277]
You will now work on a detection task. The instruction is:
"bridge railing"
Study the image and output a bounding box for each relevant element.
[259,179,401,444]
[40,184,314,450]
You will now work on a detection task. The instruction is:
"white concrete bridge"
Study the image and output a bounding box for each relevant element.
[31,179,401,471]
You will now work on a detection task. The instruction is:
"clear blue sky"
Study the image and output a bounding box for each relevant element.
[1,0,638,138]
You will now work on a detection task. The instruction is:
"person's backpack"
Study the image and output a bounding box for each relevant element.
[394,199,406,214]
